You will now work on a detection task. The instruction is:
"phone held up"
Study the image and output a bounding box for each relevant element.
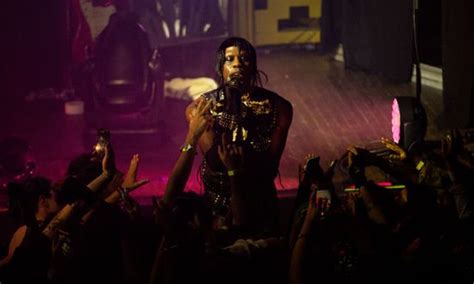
[94,128,110,157]
[304,156,337,203]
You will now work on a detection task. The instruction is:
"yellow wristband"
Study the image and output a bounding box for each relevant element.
[180,143,196,153]
[227,169,241,177]
[416,160,425,171]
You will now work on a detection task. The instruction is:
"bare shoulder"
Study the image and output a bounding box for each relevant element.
[12,225,27,242]
[275,95,293,118]
[257,87,292,111]
[0,225,27,266]
[276,97,293,129]
[9,225,27,254]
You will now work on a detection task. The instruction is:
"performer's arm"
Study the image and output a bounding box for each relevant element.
[269,97,293,172]
[185,97,214,154]
[164,99,213,207]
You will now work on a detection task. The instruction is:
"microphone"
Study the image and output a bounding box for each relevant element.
[222,75,248,144]
[224,84,241,115]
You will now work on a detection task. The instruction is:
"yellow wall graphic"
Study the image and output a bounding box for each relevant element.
[254,0,321,46]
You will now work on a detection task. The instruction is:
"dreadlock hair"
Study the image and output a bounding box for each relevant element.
[215,37,267,87]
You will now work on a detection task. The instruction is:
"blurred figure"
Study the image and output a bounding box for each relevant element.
[0,177,59,283]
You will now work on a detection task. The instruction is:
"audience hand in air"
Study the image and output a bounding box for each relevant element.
[102,143,116,176]
[305,188,331,223]
[298,153,320,184]
[122,154,149,192]
[347,147,368,186]
[381,137,407,161]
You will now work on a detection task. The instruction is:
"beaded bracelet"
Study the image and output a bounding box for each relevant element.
[117,186,127,201]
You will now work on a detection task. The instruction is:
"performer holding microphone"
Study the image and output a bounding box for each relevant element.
[186,37,293,236]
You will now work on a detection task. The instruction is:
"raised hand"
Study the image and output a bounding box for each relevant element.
[102,143,116,176]
[381,137,407,161]
[217,133,244,171]
[347,147,367,186]
[303,153,319,170]
[122,154,149,193]
[305,189,331,222]
[188,99,213,143]
[301,153,321,182]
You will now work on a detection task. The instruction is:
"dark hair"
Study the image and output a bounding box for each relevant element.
[406,185,437,216]
[56,176,93,206]
[13,177,52,225]
[170,192,213,232]
[67,153,102,185]
[215,37,267,87]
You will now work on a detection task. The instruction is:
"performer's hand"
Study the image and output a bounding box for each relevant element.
[187,99,213,144]
[218,133,244,171]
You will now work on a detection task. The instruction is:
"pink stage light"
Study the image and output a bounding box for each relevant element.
[391,98,401,143]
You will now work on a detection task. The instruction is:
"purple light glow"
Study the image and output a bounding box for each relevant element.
[391,99,401,143]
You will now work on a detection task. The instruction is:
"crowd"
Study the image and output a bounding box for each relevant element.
[0,112,473,283]
[0,36,472,283]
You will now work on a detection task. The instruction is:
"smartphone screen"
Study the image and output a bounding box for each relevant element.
[94,128,110,154]
[315,189,331,201]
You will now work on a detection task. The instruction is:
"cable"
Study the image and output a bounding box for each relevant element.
[413,0,422,101]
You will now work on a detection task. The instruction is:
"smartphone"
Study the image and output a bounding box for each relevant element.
[316,189,332,201]
[94,128,110,154]
[310,183,332,202]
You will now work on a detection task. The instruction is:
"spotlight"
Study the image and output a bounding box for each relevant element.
[391,96,427,152]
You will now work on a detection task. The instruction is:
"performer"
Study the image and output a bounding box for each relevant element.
[186,37,292,235]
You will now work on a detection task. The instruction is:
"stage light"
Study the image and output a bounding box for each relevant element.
[391,96,427,152]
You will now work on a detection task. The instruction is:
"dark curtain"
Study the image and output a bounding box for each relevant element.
[418,0,442,67]
[0,1,66,101]
[442,0,474,128]
[319,0,342,54]
[320,0,413,83]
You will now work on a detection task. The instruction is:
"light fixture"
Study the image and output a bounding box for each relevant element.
[391,96,427,152]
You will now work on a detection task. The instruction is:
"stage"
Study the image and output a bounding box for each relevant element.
[0,46,444,208]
